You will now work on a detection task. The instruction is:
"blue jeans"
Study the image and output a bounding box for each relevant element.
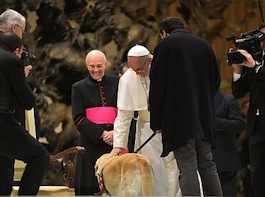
[173,138,223,196]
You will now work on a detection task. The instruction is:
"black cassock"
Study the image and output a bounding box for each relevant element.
[71,75,119,195]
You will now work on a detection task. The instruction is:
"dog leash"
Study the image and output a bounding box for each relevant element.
[133,132,157,153]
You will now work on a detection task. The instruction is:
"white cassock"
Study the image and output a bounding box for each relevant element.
[113,69,180,196]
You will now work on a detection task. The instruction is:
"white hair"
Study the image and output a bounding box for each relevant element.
[0,9,26,29]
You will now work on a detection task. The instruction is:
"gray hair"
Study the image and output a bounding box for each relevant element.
[0,9,26,29]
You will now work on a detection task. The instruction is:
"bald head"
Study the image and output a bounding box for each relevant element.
[86,50,107,81]
[86,50,106,64]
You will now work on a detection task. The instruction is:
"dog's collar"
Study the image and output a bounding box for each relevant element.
[96,168,111,196]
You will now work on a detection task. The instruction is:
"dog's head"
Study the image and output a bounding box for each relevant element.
[95,153,112,177]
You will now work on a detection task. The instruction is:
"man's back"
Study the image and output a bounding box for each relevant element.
[149,16,222,196]
[150,28,220,156]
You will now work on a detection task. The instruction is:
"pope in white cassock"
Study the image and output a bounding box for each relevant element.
[110,45,180,196]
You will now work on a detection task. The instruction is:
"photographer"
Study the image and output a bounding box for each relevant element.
[0,31,49,195]
[231,23,265,197]
[0,9,45,195]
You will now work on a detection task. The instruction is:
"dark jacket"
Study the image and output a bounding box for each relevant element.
[232,67,265,137]
[213,91,244,171]
[149,29,220,156]
[0,48,34,114]
[0,48,35,196]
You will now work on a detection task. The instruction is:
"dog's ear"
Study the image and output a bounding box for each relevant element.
[94,154,111,176]
[95,157,101,176]
[95,163,99,174]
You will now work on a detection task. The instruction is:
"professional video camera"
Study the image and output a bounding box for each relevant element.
[21,47,37,66]
[226,29,265,65]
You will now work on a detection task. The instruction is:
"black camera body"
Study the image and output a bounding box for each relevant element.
[226,29,265,65]
[227,51,247,65]
[21,48,37,66]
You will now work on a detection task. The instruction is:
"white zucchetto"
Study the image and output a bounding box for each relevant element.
[127,44,150,57]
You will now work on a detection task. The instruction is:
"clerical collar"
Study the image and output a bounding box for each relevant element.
[88,74,104,82]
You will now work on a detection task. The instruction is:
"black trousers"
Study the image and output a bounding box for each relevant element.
[0,114,49,195]
[127,111,138,153]
[0,155,14,195]
[217,170,237,197]
[249,117,265,197]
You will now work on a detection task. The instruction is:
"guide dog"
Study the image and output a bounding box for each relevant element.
[95,153,153,196]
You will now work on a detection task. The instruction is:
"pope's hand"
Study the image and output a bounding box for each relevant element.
[109,147,123,157]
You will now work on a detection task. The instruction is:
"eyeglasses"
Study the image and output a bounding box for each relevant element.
[16,24,26,36]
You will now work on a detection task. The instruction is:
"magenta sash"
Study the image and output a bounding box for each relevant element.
[86,107,117,124]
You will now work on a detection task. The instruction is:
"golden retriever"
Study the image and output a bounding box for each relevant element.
[95,153,153,196]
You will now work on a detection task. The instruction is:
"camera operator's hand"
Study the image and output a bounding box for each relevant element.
[235,49,256,68]
[24,65,32,77]
[232,64,241,74]
[228,48,242,74]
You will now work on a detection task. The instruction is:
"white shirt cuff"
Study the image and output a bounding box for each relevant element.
[233,73,241,82]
